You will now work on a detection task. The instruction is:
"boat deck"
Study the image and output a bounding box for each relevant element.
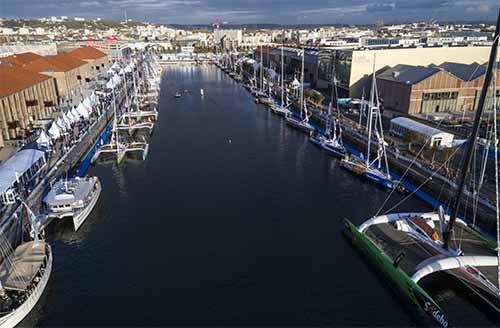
[366,222,497,284]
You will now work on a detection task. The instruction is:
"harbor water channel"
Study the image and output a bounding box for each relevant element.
[31,65,495,326]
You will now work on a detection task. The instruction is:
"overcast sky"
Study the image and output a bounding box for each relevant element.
[0,0,498,24]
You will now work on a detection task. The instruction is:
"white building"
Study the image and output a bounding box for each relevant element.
[390,117,455,148]
[213,29,242,47]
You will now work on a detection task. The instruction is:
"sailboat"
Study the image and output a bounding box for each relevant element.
[270,39,292,117]
[0,200,52,328]
[92,69,149,164]
[309,64,345,158]
[344,13,500,327]
[115,67,155,135]
[340,55,397,190]
[310,107,346,158]
[286,48,315,133]
[254,44,274,106]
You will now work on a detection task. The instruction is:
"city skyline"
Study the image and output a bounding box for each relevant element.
[0,0,498,25]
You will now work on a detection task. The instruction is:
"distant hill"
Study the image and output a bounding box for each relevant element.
[0,18,147,30]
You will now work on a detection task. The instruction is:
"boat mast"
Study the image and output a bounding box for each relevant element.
[281,31,284,108]
[374,79,390,177]
[300,48,305,120]
[443,11,500,248]
[260,44,263,93]
[358,89,365,129]
[493,53,499,300]
[366,54,376,166]
[122,69,132,130]
[112,84,120,147]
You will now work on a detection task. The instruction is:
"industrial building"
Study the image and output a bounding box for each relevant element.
[22,54,90,103]
[0,46,108,147]
[1,46,109,104]
[376,62,500,116]
[0,64,58,146]
[315,46,494,98]
[390,117,455,148]
[254,45,495,103]
[67,46,109,78]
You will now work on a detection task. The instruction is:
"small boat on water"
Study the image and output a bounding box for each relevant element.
[309,74,346,158]
[286,114,315,133]
[174,92,181,98]
[43,176,101,231]
[200,88,204,96]
[286,101,314,133]
[0,201,52,328]
[310,132,345,158]
[340,154,397,189]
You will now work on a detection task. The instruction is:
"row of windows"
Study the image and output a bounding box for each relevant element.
[423,92,458,101]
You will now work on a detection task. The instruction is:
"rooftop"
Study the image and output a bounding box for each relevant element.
[439,62,486,81]
[378,64,440,84]
[0,64,52,98]
[0,52,43,66]
[44,53,87,72]
[390,117,454,138]
[68,46,107,60]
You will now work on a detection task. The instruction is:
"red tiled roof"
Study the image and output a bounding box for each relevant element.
[0,64,53,98]
[1,52,43,66]
[23,58,61,74]
[68,46,107,60]
[46,54,87,71]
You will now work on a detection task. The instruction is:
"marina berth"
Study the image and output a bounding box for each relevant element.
[43,176,101,231]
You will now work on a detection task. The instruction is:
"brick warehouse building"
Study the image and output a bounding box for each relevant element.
[376,62,500,116]
[0,64,58,146]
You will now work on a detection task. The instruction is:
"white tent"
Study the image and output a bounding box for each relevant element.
[106,79,115,89]
[76,103,90,119]
[106,74,121,89]
[71,107,81,121]
[124,62,135,73]
[82,97,93,111]
[56,117,67,131]
[36,130,51,149]
[90,92,98,105]
[63,113,72,128]
[66,110,77,123]
[291,78,301,89]
[48,122,61,139]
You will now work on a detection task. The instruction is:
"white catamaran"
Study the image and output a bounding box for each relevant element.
[43,176,102,231]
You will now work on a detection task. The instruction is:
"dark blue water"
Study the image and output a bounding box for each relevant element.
[29,65,491,326]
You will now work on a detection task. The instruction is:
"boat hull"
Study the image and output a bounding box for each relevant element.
[286,118,314,133]
[362,170,396,190]
[321,143,345,158]
[73,179,102,231]
[0,245,52,328]
[343,220,451,328]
